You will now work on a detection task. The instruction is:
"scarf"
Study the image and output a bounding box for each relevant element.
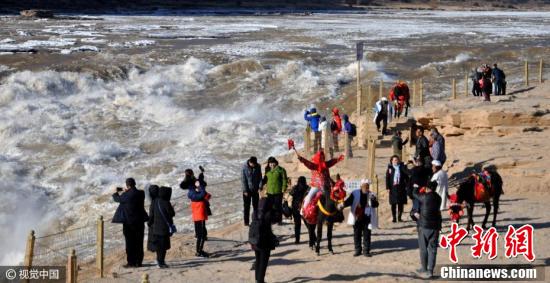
[392,164,401,185]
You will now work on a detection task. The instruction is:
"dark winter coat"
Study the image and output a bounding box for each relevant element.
[112,187,148,225]
[413,187,442,230]
[242,162,262,193]
[149,187,175,236]
[391,135,408,156]
[289,181,309,211]
[148,186,175,252]
[492,67,505,82]
[250,197,278,251]
[407,165,433,199]
[386,163,409,205]
[415,135,431,167]
[147,185,159,252]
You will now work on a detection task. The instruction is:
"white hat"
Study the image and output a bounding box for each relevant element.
[381,97,388,101]
[360,179,371,185]
[431,160,442,167]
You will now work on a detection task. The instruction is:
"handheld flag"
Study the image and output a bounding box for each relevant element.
[287,139,295,150]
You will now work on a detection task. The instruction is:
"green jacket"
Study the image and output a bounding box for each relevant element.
[265,165,287,195]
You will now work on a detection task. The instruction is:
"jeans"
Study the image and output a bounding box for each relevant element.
[418,227,439,273]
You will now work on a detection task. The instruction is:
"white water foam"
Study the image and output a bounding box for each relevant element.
[0,57,319,264]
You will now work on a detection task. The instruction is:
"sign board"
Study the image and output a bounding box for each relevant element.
[356,42,364,61]
[344,180,361,194]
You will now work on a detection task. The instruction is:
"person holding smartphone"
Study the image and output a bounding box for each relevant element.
[112,178,148,268]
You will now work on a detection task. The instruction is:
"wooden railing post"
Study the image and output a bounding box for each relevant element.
[322,124,330,156]
[375,174,379,226]
[464,73,468,96]
[304,125,311,155]
[452,78,456,99]
[525,60,529,87]
[367,84,373,110]
[357,84,362,115]
[369,139,376,181]
[539,58,544,84]
[142,273,150,283]
[412,80,417,106]
[24,230,35,268]
[96,216,104,278]
[67,249,77,283]
[379,80,383,99]
[344,132,351,160]
[419,78,424,106]
[356,57,362,115]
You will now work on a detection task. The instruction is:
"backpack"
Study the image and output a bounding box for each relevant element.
[349,124,357,137]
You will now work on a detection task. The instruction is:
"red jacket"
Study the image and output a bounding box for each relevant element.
[332,108,342,134]
[191,201,208,221]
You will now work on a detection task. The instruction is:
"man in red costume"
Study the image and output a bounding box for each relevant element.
[295,149,344,191]
[295,149,344,255]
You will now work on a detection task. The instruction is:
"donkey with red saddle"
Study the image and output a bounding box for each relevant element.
[455,167,504,230]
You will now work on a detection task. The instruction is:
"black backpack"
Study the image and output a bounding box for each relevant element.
[349,123,357,137]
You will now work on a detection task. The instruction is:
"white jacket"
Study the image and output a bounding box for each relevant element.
[347,189,378,229]
[431,170,449,211]
[373,100,394,123]
[319,121,334,149]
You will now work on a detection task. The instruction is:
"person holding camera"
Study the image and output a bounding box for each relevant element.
[147,186,175,268]
[112,178,148,268]
[340,179,379,257]
[187,176,211,258]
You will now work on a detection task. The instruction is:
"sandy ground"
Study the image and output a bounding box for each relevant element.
[81,82,550,282]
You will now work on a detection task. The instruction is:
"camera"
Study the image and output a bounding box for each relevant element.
[116,187,123,192]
